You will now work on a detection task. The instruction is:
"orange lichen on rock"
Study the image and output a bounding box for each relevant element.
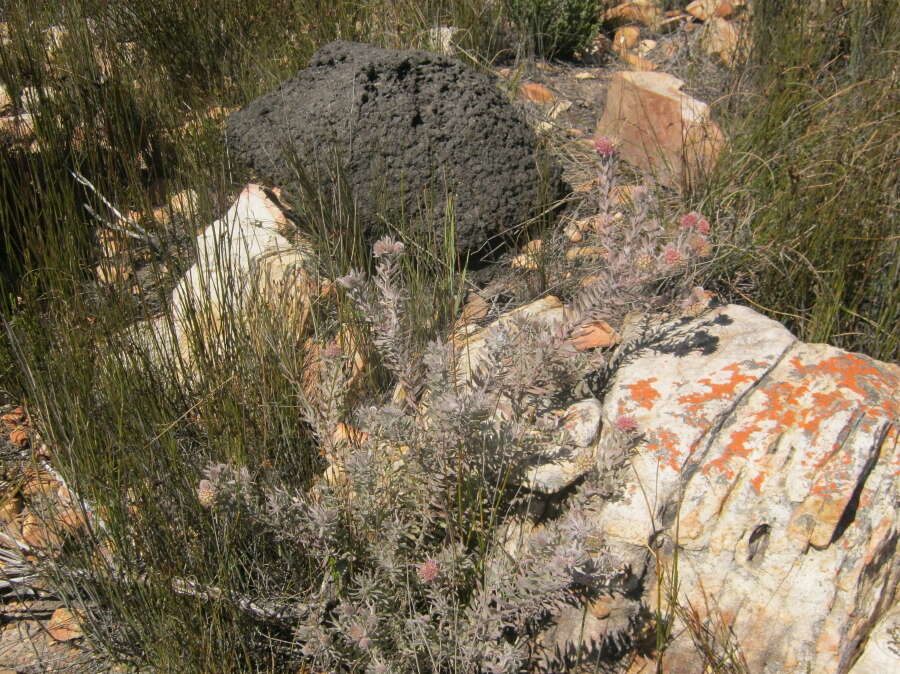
[645,428,682,472]
[678,362,758,408]
[626,377,661,409]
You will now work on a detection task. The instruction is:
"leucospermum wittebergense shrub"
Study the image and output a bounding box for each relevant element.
[192,235,643,671]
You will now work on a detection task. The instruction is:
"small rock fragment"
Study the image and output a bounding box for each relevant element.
[95,262,133,285]
[611,184,647,208]
[686,0,712,21]
[613,26,641,51]
[574,178,601,194]
[548,100,572,119]
[564,221,583,243]
[715,2,736,18]
[1,406,25,429]
[332,423,369,448]
[21,510,60,550]
[701,17,742,66]
[637,39,657,56]
[0,494,23,523]
[686,0,737,21]
[595,71,725,189]
[511,239,543,270]
[605,1,661,28]
[96,227,127,258]
[454,291,490,331]
[9,427,30,448]
[0,113,34,141]
[518,82,556,104]
[152,188,200,225]
[568,321,620,351]
[571,214,614,233]
[618,50,657,71]
[47,607,83,641]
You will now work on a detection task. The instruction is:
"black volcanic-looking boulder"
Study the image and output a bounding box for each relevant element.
[225,40,564,258]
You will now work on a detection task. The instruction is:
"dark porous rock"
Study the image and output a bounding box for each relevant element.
[225,40,565,259]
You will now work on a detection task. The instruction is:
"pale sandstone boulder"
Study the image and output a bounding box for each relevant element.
[595,71,725,189]
[583,303,898,672]
[170,184,296,325]
[128,185,315,370]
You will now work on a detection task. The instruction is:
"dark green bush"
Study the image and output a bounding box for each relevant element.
[502,0,600,59]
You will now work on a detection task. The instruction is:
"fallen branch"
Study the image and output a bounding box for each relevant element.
[70,170,162,253]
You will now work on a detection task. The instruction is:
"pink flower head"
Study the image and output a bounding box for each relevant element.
[614,415,638,433]
[663,245,683,266]
[593,136,616,159]
[679,212,710,235]
[417,558,440,583]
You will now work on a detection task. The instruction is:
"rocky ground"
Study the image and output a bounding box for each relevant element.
[0,405,100,672]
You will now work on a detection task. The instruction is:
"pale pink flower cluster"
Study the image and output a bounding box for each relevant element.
[614,415,638,433]
[417,558,440,583]
[593,135,616,159]
[662,245,683,266]
[679,211,710,235]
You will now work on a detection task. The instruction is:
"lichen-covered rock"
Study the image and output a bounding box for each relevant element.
[582,303,899,673]
[226,41,564,258]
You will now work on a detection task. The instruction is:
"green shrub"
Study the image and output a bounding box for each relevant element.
[501,0,600,59]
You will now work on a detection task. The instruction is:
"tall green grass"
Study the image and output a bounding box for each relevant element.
[700,0,899,360]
